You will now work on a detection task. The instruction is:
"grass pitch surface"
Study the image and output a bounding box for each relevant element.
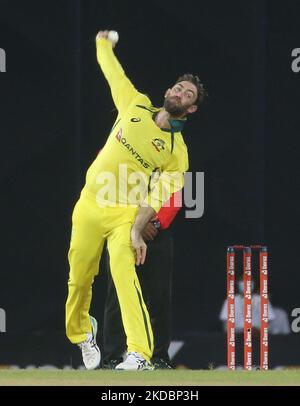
[0,369,299,386]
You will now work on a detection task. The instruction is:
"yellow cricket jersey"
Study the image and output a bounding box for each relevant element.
[83,37,189,212]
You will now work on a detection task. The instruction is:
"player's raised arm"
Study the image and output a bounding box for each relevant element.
[96,30,139,114]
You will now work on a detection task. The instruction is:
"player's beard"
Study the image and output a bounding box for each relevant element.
[164,96,188,118]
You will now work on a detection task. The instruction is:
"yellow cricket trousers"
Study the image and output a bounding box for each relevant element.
[65,189,154,361]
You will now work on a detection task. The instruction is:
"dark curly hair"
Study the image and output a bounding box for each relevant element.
[175,73,207,106]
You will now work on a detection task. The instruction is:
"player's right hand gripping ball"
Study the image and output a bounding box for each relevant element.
[108,30,119,45]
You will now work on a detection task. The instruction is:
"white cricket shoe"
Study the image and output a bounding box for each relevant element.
[78,316,101,370]
[115,352,153,371]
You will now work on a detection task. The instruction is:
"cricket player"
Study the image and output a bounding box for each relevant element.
[65,29,206,371]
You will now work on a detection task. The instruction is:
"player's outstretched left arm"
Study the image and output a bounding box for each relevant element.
[131,205,156,265]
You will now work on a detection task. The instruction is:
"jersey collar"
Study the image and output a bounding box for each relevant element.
[168,117,186,133]
[152,111,186,133]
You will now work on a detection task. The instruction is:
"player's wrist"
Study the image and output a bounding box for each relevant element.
[151,219,161,230]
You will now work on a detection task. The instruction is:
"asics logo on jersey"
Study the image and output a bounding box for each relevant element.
[115,128,122,141]
[131,117,141,122]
